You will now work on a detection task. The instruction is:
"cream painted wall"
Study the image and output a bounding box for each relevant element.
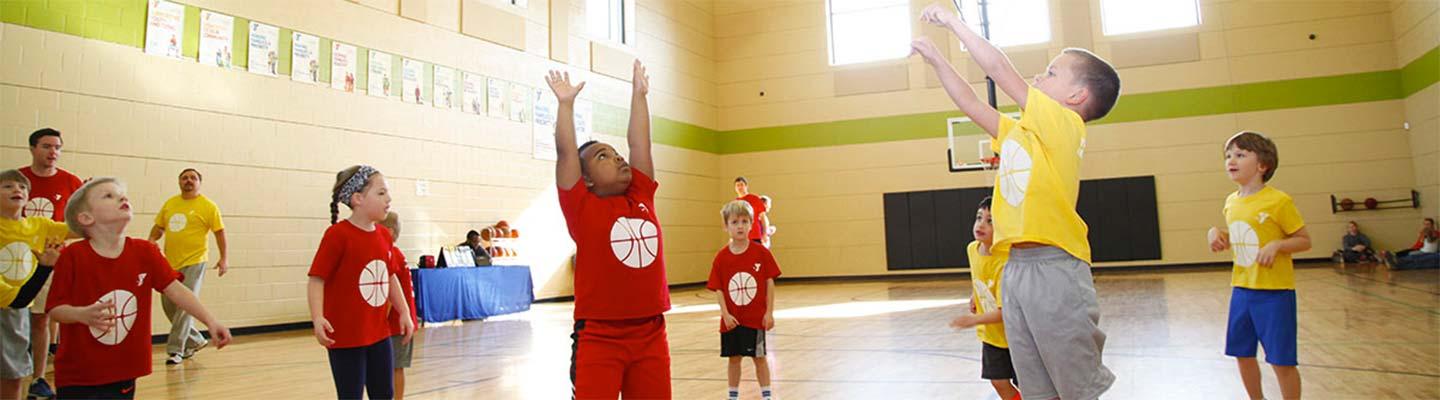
[713,0,1436,277]
[0,0,721,331]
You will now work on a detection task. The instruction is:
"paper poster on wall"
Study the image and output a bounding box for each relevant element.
[463,73,485,114]
[368,50,393,98]
[487,78,506,118]
[574,100,593,144]
[433,66,456,109]
[247,21,280,77]
[533,89,558,160]
[331,42,357,92]
[291,32,321,84]
[144,0,185,59]
[402,58,425,105]
[508,82,528,123]
[197,11,233,68]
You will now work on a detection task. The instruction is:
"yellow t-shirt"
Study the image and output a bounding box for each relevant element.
[155,194,225,269]
[1224,186,1305,290]
[0,216,70,307]
[968,241,1008,348]
[991,86,1091,263]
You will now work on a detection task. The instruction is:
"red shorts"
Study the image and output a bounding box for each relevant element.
[570,315,671,399]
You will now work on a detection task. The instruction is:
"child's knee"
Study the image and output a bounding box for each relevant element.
[728,356,743,364]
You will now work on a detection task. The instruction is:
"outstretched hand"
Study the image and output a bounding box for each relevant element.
[546,70,586,103]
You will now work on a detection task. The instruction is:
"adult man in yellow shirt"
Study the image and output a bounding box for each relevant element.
[149,168,228,365]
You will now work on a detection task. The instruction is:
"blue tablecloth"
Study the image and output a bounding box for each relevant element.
[412,266,534,322]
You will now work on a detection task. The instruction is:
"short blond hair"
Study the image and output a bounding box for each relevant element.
[721,200,753,223]
[65,177,123,237]
[0,169,29,188]
[380,211,401,242]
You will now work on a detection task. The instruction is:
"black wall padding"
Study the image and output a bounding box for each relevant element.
[884,176,1161,270]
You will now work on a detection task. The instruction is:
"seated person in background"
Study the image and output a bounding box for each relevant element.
[1386,217,1439,269]
[458,230,492,266]
[1333,221,1376,263]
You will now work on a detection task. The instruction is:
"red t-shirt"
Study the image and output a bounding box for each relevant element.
[387,246,418,335]
[737,194,767,240]
[19,167,84,221]
[307,221,396,349]
[706,243,781,332]
[558,169,670,320]
[46,238,179,388]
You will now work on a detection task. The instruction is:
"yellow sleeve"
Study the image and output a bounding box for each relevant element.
[0,282,16,308]
[42,219,69,242]
[1016,86,1084,150]
[992,114,1018,153]
[154,202,168,228]
[1276,196,1306,235]
[208,200,225,232]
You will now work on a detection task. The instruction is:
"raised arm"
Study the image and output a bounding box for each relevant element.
[626,60,655,177]
[547,70,587,190]
[920,3,1031,109]
[911,37,1002,138]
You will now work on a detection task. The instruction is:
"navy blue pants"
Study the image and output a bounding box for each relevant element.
[327,337,395,399]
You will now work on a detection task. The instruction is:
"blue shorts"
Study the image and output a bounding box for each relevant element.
[1225,287,1298,366]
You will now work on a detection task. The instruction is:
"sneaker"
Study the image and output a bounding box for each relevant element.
[27,377,55,400]
[165,353,184,365]
[182,339,210,359]
[1331,250,1345,264]
[47,343,56,357]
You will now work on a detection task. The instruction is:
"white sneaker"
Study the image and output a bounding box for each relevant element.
[165,353,184,365]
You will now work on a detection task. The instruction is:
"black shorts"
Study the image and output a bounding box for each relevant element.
[720,326,768,357]
[57,379,137,399]
[981,343,1017,380]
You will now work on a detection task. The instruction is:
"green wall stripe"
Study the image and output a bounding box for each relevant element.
[231,17,248,69]
[1401,46,1439,98]
[180,5,198,59]
[277,27,292,76]
[318,37,332,84]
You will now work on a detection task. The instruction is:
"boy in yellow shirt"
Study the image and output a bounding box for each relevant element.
[1207,131,1311,400]
[912,3,1121,398]
[950,197,1018,400]
[0,169,72,399]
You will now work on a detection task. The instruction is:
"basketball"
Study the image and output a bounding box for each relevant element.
[89,290,138,346]
[496,220,510,229]
[0,242,35,282]
[510,229,520,238]
[1364,197,1379,209]
[358,259,391,307]
[609,217,659,269]
[1340,198,1355,210]
[727,272,758,306]
[480,228,493,241]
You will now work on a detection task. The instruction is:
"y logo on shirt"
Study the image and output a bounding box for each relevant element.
[1258,212,1271,225]
[137,273,148,287]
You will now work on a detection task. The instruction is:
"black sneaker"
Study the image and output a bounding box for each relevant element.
[27,377,54,400]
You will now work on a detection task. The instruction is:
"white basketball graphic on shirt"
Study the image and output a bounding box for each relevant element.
[1230,221,1261,267]
[89,290,138,346]
[21,198,53,219]
[358,259,391,307]
[609,218,659,269]
[168,213,188,232]
[0,242,35,282]
[728,272,758,306]
[996,139,1033,207]
[973,279,999,313]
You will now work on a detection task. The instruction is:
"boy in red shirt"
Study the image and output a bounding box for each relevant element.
[707,200,780,400]
[733,177,769,246]
[45,177,231,399]
[380,211,419,400]
[547,61,672,398]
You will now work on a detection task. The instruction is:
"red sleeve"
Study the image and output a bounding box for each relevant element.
[308,226,345,279]
[760,248,782,280]
[627,168,659,202]
[45,246,77,313]
[391,247,418,326]
[557,178,588,238]
[748,195,767,215]
[706,251,724,291]
[142,240,178,291]
[68,173,83,190]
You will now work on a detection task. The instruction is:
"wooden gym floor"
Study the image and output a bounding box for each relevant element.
[41,262,1434,399]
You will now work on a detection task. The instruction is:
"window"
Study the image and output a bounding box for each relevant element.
[827,0,911,65]
[1101,0,1201,36]
[958,0,1050,48]
[588,0,628,45]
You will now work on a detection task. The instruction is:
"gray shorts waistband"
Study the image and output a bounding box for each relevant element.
[1008,245,1074,262]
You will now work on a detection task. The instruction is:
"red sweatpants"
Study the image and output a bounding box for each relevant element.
[570,315,672,399]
